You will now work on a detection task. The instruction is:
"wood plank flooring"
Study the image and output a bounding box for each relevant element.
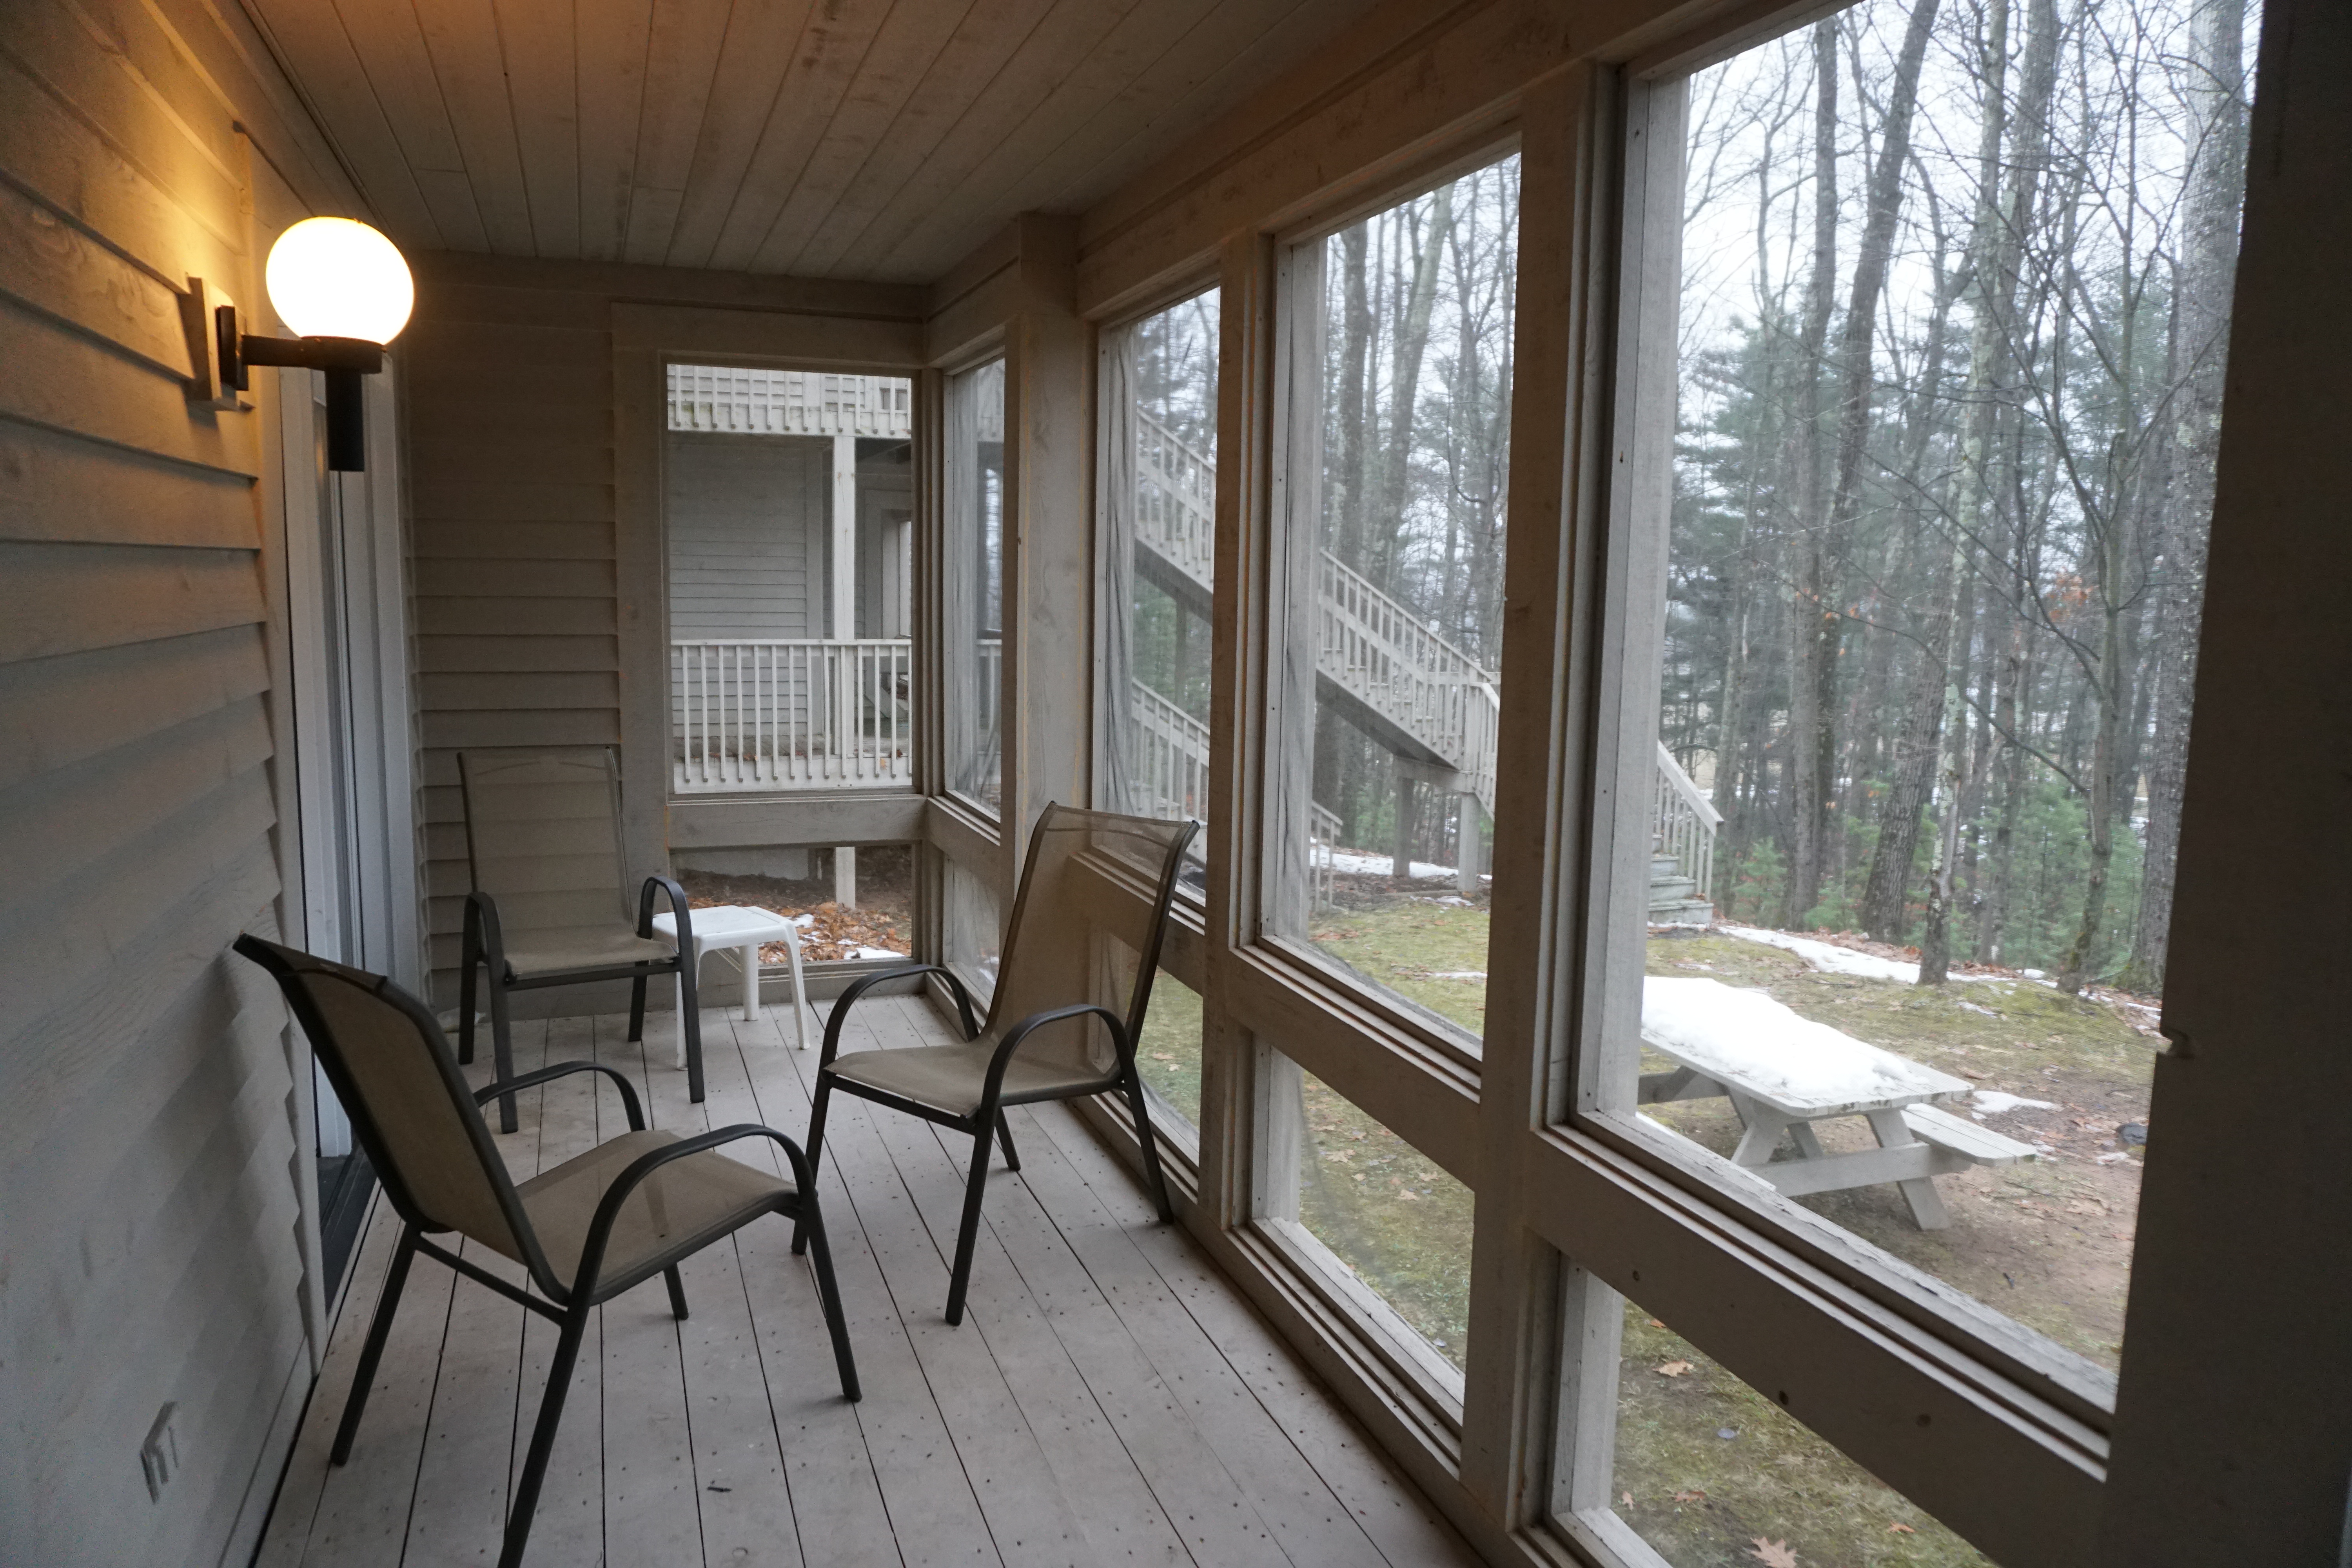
[256,995,1480,1568]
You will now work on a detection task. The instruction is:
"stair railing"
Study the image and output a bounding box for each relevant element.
[1134,412,1217,589]
[1652,741,1721,900]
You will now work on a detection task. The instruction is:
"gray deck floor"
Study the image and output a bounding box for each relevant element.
[256,993,1479,1568]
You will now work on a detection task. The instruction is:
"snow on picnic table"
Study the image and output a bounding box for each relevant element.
[1642,975,1971,1118]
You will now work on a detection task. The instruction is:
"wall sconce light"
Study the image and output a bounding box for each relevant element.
[183,217,414,472]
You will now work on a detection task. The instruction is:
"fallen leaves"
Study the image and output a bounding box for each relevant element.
[1748,1537,1799,1568]
[1653,1359,1694,1377]
[1888,1522,1917,1534]
[1673,1488,1708,1503]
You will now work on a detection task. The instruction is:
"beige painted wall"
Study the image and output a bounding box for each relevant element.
[0,0,364,1561]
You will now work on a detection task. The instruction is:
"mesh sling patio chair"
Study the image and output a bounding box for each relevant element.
[457,746,703,1132]
[797,804,1199,1324]
[233,934,860,1568]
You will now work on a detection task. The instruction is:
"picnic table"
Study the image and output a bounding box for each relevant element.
[1638,976,2034,1228]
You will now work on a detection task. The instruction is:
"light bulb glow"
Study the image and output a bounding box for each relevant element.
[265,218,413,345]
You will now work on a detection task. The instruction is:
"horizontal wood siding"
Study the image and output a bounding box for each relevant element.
[666,431,823,639]
[0,0,359,1561]
[404,274,620,996]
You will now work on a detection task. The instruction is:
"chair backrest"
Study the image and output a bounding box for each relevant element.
[987,805,1200,1080]
[458,747,631,933]
[232,935,555,1290]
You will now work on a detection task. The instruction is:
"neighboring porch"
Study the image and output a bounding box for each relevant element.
[668,368,921,794]
[258,996,1474,1568]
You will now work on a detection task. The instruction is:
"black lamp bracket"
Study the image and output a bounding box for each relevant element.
[181,281,387,472]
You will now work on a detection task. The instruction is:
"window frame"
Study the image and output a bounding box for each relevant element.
[1243,134,1528,1080]
[1091,276,1226,907]
[938,352,1011,825]
[1522,50,2114,1568]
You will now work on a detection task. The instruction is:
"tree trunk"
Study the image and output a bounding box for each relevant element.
[2124,0,2245,994]
[1814,0,1941,901]
[1780,18,1842,929]
[1333,226,1372,568]
[1916,561,1972,984]
[1861,546,1956,942]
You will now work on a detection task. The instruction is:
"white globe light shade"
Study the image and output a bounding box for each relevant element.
[265,218,414,345]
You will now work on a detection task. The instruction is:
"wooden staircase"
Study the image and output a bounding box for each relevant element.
[1126,409,1714,911]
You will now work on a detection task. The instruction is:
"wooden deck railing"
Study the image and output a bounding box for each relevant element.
[673,639,913,791]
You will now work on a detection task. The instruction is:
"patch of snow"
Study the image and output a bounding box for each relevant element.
[1430,970,1487,980]
[1715,924,1998,984]
[1322,849,1485,881]
[1959,1000,1999,1016]
[1642,976,1969,1116]
[2095,1151,2134,1165]
[2021,967,2047,979]
[1971,1091,2058,1116]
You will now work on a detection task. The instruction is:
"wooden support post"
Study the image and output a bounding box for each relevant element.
[834,846,857,909]
[831,433,857,639]
[1457,794,1481,896]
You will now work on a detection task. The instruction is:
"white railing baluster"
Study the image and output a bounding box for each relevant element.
[672,638,919,793]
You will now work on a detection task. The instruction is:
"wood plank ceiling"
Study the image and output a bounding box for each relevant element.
[240,0,1387,283]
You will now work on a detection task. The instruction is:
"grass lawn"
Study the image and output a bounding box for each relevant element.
[1116,891,2158,1562]
[1615,1305,1992,1566]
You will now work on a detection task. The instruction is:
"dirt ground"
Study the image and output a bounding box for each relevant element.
[675,843,914,962]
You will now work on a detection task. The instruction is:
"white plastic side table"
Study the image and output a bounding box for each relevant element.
[650,906,812,1059]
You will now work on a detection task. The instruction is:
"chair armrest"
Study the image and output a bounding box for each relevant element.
[820,964,980,1067]
[570,1123,816,1301]
[474,1059,646,1132]
[980,1003,1129,1108]
[636,874,693,950]
[464,889,507,966]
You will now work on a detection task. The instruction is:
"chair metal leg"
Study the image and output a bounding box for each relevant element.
[792,1076,834,1256]
[488,973,519,1134]
[1123,1069,1176,1223]
[458,916,481,1067]
[944,1120,995,1326]
[797,1198,862,1402]
[996,1111,1021,1171]
[500,1301,591,1568]
[627,973,648,1043]
[679,958,704,1104]
[331,1224,419,1465]
[663,1266,689,1321]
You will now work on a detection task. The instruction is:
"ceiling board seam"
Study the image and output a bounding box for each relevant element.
[396,0,486,249]
[768,0,1001,276]
[187,0,366,208]
[742,0,913,271]
[1031,0,1326,227]
[811,0,1110,279]
[699,0,828,271]
[855,0,1257,280]
[225,2,401,228]
[1078,0,1495,261]
[483,0,537,256]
